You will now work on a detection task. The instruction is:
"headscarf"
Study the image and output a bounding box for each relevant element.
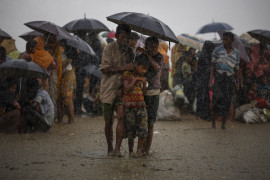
[31,36,54,69]
[158,41,169,64]
[171,43,187,77]
[197,41,215,78]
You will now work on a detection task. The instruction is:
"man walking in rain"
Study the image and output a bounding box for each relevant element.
[100,24,134,156]
[209,32,240,129]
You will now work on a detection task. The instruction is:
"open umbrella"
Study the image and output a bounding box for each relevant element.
[24,21,72,41]
[58,35,96,56]
[106,12,178,43]
[0,59,49,79]
[0,28,12,39]
[63,16,109,33]
[247,29,270,44]
[196,22,233,34]
[19,31,42,41]
[177,34,204,51]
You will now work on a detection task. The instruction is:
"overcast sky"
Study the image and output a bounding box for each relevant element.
[1,0,270,51]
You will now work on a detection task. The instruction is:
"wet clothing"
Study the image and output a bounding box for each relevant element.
[144,95,159,124]
[159,42,169,91]
[171,44,186,77]
[144,53,163,124]
[100,41,134,104]
[212,73,235,116]
[212,45,240,76]
[145,53,163,91]
[61,55,76,106]
[31,36,54,69]
[211,45,240,116]
[257,83,270,101]
[196,41,215,119]
[125,107,148,139]
[34,89,55,126]
[123,71,146,108]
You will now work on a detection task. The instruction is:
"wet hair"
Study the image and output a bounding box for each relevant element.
[26,40,37,50]
[0,46,6,61]
[130,32,139,40]
[145,36,159,49]
[223,32,234,41]
[115,24,131,37]
[134,54,150,67]
[188,47,196,52]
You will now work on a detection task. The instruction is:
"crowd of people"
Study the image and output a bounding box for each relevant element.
[0,23,270,157]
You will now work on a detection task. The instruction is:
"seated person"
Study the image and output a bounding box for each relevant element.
[257,75,270,101]
[0,78,20,133]
[20,78,54,132]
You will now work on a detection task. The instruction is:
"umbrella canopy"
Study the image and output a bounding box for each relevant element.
[239,33,259,47]
[24,21,72,41]
[197,22,233,34]
[0,59,49,79]
[248,29,270,44]
[58,35,96,56]
[107,12,178,43]
[19,31,42,41]
[63,17,109,33]
[177,34,204,51]
[0,28,12,39]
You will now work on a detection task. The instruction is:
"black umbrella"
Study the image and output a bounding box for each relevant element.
[24,21,72,41]
[106,12,178,43]
[248,29,270,44]
[58,35,96,56]
[0,28,12,39]
[63,16,109,33]
[0,59,50,79]
[19,31,42,41]
[196,22,233,34]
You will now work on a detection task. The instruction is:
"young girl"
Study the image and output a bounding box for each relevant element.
[123,54,150,157]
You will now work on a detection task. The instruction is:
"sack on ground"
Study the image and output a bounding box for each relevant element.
[157,90,181,120]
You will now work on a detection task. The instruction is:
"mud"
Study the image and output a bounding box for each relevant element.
[0,115,270,179]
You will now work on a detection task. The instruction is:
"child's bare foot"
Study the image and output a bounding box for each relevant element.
[114,151,124,158]
[212,122,216,128]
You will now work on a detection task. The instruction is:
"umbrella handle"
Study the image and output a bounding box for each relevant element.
[45,33,50,46]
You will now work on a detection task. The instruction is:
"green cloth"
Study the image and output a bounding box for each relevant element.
[8,50,20,59]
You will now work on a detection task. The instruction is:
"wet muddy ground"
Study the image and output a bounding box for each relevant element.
[0,115,270,180]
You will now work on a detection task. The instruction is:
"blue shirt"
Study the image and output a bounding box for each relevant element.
[258,83,270,100]
[212,45,240,76]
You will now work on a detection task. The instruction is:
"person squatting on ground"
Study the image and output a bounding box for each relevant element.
[100,24,135,156]
[0,78,21,133]
[209,32,240,129]
[20,78,54,132]
[123,54,150,157]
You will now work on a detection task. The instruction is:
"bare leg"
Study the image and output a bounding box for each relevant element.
[114,104,124,155]
[221,116,227,129]
[66,103,74,123]
[128,138,134,154]
[57,99,64,123]
[213,114,225,129]
[104,116,114,154]
[144,122,154,155]
[136,137,145,156]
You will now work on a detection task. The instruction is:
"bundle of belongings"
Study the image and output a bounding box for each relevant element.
[234,98,269,124]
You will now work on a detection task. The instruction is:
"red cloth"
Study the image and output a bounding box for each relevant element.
[257,97,268,109]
